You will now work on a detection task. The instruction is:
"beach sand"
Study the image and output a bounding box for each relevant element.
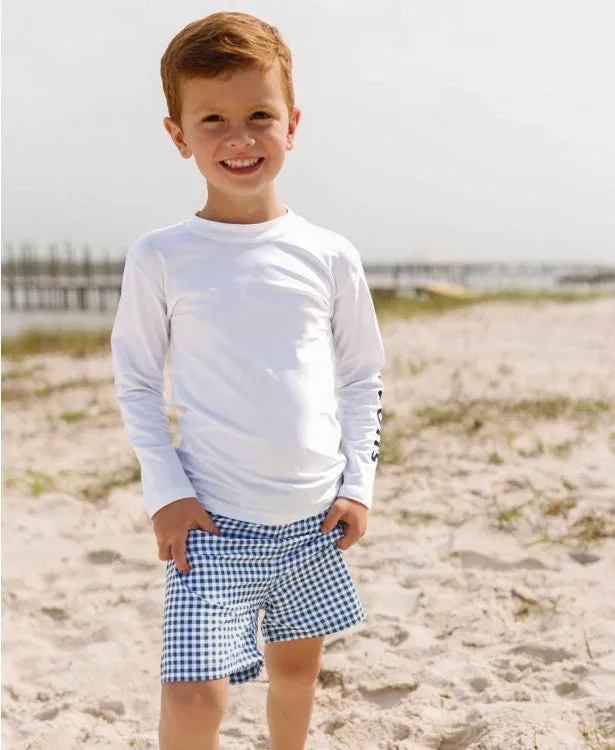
[2,298,615,749]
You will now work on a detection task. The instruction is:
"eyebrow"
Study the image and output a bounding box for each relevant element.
[194,101,277,115]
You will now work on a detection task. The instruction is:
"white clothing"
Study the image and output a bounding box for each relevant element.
[110,208,384,524]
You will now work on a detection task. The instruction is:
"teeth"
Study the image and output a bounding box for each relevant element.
[223,158,260,168]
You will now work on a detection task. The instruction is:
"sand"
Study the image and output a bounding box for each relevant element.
[2,298,615,749]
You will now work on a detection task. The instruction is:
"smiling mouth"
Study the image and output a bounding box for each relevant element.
[220,157,265,172]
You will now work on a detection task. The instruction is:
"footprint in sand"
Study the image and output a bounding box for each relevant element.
[469,676,491,693]
[317,669,346,690]
[81,699,126,725]
[323,636,347,654]
[358,683,418,709]
[453,550,548,571]
[568,549,601,565]
[119,558,158,572]
[509,644,575,665]
[323,717,346,735]
[438,722,486,750]
[86,549,122,565]
[40,606,69,622]
[392,723,413,741]
[358,624,409,647]
[554,681,579,696]
[36,705,62,721]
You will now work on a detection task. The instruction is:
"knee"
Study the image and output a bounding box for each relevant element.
[268,657,321,690]
[161,680,228,730]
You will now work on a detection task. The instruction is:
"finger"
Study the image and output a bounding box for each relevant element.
[171,537,190,574]
[197,512,221,536]
[158,542,172,562]
[336,525,362,550]
[321,505,344,534]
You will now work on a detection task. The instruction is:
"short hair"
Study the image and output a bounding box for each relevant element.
[161,12,294,125]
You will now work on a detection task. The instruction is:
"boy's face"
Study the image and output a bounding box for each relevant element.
[164,63,300,208]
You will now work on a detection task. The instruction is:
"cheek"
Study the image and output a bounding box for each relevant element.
[191,130,220,157]
[263,126,290,156]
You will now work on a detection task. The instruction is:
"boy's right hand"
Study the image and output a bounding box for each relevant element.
[152,497,221,574]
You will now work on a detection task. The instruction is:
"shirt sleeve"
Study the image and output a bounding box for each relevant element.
[110,245,197,518]
[332,244,385,509]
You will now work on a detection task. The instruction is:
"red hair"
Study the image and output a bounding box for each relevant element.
[161,12,294,125]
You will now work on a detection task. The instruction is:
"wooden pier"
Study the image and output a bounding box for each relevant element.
[2,243,615,312]
[1,244,125,313]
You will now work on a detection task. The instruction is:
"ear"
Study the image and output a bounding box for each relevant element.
[164,117,192,159]
[286,107,301,151]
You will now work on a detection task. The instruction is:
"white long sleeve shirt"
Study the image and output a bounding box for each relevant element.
[110,208,384,524]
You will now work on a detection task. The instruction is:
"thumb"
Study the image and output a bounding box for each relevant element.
[196,509,221,536]
[321,503,344,535]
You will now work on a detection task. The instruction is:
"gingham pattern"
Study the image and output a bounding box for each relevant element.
[161,510,365,684]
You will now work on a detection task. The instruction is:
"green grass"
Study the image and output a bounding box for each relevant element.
[28,470,58,497]
[4,469,59,497]
[371,289,604,320]
[1,328,111,360]
[581,725,615,750]
[488,451,505,465]
[569,515,615,544]
[2,363,45,381]
[551,439,575,458]
[2,376,111,403]
[60,410,88,424]
[490,496,526,529]
[4,461,140,504]
[414,397,611,430]
[514,597,561,620]
[542,498,577,517]
[80,460,141,503]
[377,397,610,472]
[528,513,615,549]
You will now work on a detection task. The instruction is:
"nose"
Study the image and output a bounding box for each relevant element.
[226,129,256,150]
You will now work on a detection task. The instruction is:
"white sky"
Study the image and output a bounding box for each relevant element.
[2,0,615,262]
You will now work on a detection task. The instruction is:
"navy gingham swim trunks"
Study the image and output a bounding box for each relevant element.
[161,509,366,684]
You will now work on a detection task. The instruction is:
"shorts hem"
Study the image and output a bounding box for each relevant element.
[161,659,264,686]
[262,610,366,645]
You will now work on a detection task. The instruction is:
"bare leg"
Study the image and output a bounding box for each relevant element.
[265,637,324,750]
[159,678,229,750]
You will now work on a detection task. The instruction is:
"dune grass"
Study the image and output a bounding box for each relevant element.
[414,396,612,430]
[80,461,141,504]
[377,396,612,475]
[581,725,615,750]
[370,288,604,319]
[2,376,111,403]
[2,328,112,360]
[4,460,141,503]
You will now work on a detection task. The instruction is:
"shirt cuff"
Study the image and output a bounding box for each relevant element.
[143,484,199,519]
[337,485,373,510]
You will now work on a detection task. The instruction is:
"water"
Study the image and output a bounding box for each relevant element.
[365,266,615,293]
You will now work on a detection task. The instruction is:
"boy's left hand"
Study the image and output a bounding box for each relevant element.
[321,496,368,550]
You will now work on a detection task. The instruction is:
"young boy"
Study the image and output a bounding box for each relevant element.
[110,11,384,750]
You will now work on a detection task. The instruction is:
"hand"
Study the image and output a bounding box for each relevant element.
[152,497,221,574]
[320,496,368,550]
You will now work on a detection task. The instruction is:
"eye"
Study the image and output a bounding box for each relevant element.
[251,111,271,120]
[202,114,222,123]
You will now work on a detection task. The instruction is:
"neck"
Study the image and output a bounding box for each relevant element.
[198,186,286,225]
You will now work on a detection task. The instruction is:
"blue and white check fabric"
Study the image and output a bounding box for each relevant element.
[161,510,365,684]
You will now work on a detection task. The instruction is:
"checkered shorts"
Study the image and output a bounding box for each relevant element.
[161,510,365,684]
